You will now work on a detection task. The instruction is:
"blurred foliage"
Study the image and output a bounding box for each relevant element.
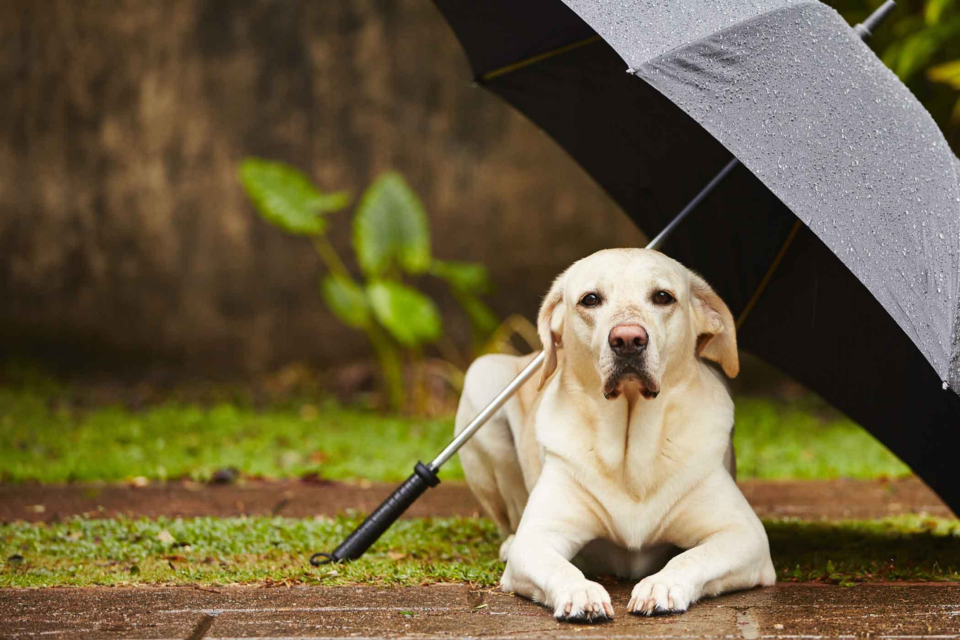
[832,0,960,146]
[733,396,911,479]
[0,374,909,484]
[240,161,506,412]
[0,380,463,484]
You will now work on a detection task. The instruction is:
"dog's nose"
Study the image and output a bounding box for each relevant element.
[608,324,648,355]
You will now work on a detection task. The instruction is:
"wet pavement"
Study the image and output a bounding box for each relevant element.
[2,583,959,639]
[1,477,953,523]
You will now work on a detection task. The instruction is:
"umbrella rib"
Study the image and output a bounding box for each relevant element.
[480,35,602,83]
[735,219,803,330]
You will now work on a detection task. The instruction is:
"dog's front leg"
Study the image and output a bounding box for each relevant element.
[501,472,612,622]
[629,481,775,615]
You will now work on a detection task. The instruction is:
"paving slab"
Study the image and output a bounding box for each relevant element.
[1,477,953,523]
[2,583,960,639]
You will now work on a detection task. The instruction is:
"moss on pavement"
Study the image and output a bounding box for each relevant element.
[2,514,958,588]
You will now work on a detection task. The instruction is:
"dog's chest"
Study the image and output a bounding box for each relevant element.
[578,452,689,545]
[556,415,710,548]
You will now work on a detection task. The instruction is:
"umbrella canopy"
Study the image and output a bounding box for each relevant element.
[433,0,960,512]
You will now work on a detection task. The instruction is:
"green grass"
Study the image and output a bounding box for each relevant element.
[0,514,502,588]
[0,380,911,483]
[2,514,958,588]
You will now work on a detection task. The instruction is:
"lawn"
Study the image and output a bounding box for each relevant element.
[0,380,910,484]
[0,367,948,591]
[2,514,958,588]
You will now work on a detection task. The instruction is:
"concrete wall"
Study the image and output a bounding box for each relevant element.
[0,0,644,376]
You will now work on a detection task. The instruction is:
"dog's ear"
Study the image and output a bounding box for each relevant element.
[537,271,567,390]
[690,273,739,378]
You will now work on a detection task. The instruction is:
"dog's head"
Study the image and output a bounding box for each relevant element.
[537,249,738,399]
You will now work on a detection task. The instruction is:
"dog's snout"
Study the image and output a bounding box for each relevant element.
[608,324,648,356]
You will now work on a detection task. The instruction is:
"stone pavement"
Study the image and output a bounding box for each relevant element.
[2,583,960,639]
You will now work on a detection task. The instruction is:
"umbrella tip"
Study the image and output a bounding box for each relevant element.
[854,0,896,41]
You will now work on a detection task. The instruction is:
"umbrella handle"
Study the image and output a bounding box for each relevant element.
[311,354,545,565]
[311,462,440,565]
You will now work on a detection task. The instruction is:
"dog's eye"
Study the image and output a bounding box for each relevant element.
[652,290,675,306]
[579,293,601,308]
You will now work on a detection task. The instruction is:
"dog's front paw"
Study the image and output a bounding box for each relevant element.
[551,580,614,622]
[628,573,694,616]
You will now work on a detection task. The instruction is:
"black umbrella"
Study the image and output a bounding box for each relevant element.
[430,0,960,512]
[312,1,942,565]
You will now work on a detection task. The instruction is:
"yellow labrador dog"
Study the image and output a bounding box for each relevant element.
[455,249,774,621]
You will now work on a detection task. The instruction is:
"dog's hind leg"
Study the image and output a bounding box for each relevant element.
[455,354,530,552]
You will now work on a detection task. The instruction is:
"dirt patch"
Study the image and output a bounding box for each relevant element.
[0,480,480,523]
[0,477,952,524]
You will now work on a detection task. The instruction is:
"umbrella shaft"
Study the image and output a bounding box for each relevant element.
[430,351,546,470]
[647,157,740,251]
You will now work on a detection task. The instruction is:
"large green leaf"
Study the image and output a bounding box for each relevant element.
[429,260,491,295]
[366,281,442,347]
[353,173,431,276]
[321,275,372,329]
[239,158,349,236]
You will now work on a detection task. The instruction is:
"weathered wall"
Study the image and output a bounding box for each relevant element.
[0,0,642,376]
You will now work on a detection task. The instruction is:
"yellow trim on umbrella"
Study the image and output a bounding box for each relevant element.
[481,35,603,82]
[735,219,803,330]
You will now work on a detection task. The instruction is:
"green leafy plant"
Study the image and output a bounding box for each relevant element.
[239,160,500,411]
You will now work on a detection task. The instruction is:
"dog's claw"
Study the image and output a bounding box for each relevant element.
[629,574,692,616]
[552,580,613,622]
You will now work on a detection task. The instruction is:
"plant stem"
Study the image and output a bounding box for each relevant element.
[410,347,426,416]
[366,324,405,412]
[312,235,351,278]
